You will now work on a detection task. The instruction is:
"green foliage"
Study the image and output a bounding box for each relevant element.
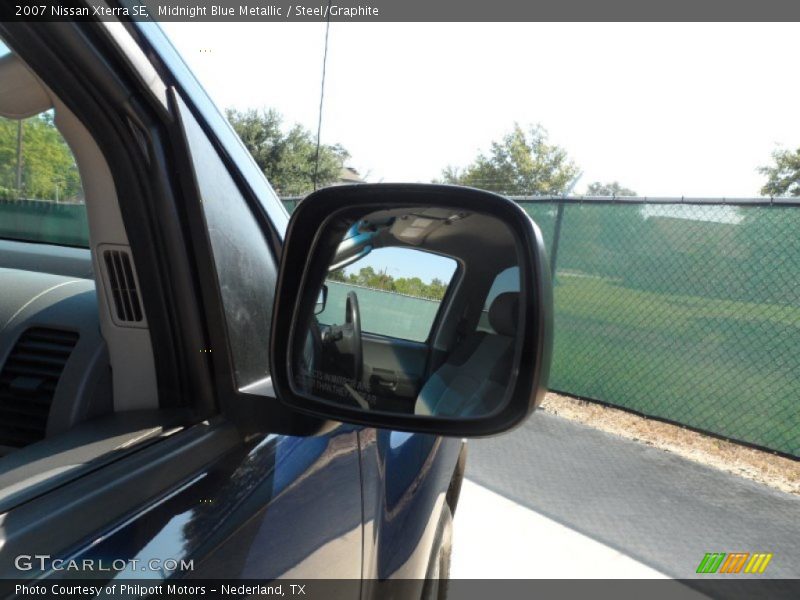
[759,147,800,197]
[0,113,82,201]
[226,108,349,196]
[585,181,637,196]
[327,269,347,283]
[328,266,447,300]
[439,123,579,195]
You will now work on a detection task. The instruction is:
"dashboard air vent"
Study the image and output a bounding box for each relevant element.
[0,328,79,448]
[103,248,143,324]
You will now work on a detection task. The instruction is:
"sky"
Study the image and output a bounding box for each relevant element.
[341,247,457,284]
[161,22,800,198]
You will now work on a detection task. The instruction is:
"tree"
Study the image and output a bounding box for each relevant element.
[427,278,447,299]
[226,108,349,196]
[585,181,637,196]
[0,112,82,201]
[327,269,347,283]
[759,147,800,197]
[327,266,448,300]
[439,123,579,195]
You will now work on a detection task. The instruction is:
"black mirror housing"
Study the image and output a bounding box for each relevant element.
[270,183,552,437]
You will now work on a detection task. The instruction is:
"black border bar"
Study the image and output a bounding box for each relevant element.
[5,0,800,22]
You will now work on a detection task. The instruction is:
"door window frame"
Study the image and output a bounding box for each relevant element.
[0,18,243,574]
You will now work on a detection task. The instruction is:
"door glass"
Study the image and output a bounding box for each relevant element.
[178,97,277,387]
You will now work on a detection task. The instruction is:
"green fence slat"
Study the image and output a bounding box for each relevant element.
[0,199,89,247]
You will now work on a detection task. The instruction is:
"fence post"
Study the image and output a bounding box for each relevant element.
[549,201,565,277]
[16,120,24,193]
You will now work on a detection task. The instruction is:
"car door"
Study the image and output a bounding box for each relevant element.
[0,16,469,591]
[58,427,364,581]
[0,17,363,586]
[145,89,365,580]
[137,68,462,587]
[52,93,366,580]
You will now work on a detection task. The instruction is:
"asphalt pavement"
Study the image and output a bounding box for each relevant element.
[460,410,800,579]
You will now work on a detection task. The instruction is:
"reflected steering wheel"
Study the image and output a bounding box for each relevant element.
[345,291,363,383]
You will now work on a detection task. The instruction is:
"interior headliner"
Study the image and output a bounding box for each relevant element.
[363,206,518,274]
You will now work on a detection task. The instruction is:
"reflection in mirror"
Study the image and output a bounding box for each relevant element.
[293,206,523,420]
[314,284,328,315]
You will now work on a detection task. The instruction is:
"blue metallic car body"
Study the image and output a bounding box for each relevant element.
[60,426,461,582]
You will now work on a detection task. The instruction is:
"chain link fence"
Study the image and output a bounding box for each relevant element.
[283,196,800,457]
[0,198,89,247]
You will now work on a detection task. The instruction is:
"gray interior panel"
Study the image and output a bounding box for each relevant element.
[0,268,111,444]
[362,333,428,401]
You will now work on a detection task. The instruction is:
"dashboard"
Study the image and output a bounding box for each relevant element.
[0,240,111,454]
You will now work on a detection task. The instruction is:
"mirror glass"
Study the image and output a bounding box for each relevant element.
[292,205,524,420]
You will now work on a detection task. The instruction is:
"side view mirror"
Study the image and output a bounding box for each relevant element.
[270,184,552,437]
